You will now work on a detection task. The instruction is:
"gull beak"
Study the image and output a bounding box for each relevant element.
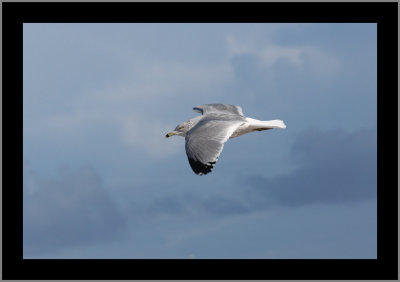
[165,131,177,138]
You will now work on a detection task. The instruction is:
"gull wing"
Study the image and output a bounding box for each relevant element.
[193,104,244,117]
[185,118,244,175]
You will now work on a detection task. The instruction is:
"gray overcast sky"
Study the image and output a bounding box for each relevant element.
[23,23,377,259]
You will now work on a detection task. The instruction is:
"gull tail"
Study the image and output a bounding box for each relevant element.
[260,119,286,129]
[230,118,286,139]
[245,118,286,129]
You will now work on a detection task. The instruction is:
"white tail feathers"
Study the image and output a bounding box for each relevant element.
[244,118,286,131]
[262,119,286,129]
[230,118,286,139]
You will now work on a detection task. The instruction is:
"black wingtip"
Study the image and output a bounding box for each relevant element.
[192,107,203,114]
[188,158,216,175]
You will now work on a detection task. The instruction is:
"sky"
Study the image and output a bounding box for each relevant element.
[23,23,377,259]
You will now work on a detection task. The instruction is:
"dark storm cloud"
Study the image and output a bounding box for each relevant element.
[23,166,126,256]
[146,128,376,217]
[198,195,249,215]
[147,195,186,215]
[142,193,250,217]
[244,128,377,207]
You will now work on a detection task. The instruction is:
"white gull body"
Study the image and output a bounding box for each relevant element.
[166,104,286,175]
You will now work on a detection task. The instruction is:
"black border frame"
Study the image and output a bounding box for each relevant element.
[2,2,398,280]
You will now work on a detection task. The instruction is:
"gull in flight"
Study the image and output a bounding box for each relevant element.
[166,104,286,175]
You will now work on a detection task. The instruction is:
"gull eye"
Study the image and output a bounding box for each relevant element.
[178,125,184,130]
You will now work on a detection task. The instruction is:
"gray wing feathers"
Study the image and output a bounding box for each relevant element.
[193,104,244,116]
[185,119,243,175]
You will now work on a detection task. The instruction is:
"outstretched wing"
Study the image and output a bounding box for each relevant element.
[185,118,244,175]
[193,104,244,117]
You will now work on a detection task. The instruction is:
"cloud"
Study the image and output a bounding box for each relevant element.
[132,192,249,219]
[163,200,376,259]
[24,25,343,162]
[226,35,341,80]
[226,36,303,66]
[23,165,126,257]
[244,128,377,207]
[142,127,377,219]
[24,58,233,159]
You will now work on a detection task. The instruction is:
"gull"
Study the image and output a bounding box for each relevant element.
[166,104,286,175]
